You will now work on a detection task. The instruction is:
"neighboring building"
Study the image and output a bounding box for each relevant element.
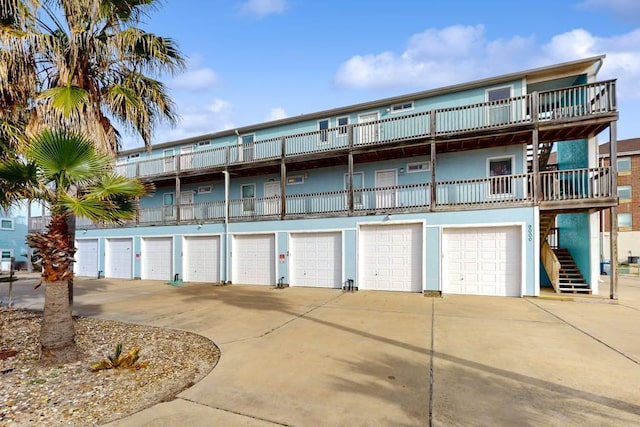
[0,204,29,272]
[30,56,620,296]
[599,138,640,263]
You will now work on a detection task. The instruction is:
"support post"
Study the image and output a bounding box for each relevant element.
[175,176,181,223]
[348,153,354,214]
[430,142,436,211]
[280,160,287,220]
[532,128,539,204]
[609,121,618,299]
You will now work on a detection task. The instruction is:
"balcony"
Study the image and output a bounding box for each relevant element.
[114,81,618,180]
[31,167,615,231]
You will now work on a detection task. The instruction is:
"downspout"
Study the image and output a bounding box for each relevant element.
[223,170,230,284]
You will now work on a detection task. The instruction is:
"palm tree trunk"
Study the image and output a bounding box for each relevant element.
[66,213,76,305]
[39,279,82,365]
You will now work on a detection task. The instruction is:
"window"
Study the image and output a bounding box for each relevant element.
[407,161,430,173]
[618,185,632,201]
[241,184,256,212]
[344,172,365,207]
[197,140,211,147]
[0,219,13,230]
[337,116,349,135]
[287,175,304,185]
[487,86,512,125]
[390,101,414,113]
[127,153,140,161]
[619,213,632,229]
[318,119,330,144]
[618,157,631,174]
[198,185,212,194]
[488,156,513,196]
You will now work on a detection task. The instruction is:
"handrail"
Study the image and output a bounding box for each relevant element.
[114,80,617,179]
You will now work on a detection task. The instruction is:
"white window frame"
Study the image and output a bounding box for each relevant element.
[197,185,213,194]
[487,155,515,197]
[337,116,350,136]
[619,213,632,229]
[241,183,256,213]
[286,175,305,185]
[318,119,330,144]
[390,101,414,114]
[0,218,14,230]
[127,153,140,162]
[406,161,430,173]
[486,85,513,126]
[197,140,211,147]
[618,157,631,173]
[240,133,255,162]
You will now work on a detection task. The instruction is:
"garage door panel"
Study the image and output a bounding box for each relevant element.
[444,226,521,297]
[75,239,99,277]
[233,234,275,286]
[359,223,422,292]
[184,236,220,283]
[105,238,132,279]
[291,232,341,288]
[142,237,173,281]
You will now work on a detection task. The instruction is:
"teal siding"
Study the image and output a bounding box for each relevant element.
[557,213,591,284]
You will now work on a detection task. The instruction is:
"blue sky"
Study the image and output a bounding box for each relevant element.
[127,0,640,149]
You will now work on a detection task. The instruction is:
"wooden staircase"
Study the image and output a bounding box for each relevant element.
[527,141,555,172]
[552,248,591,294]
[539,212,591,294]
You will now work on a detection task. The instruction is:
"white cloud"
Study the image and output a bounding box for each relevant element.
[266,107,288,121]
[240,0,287,18]
[171,68,219,91]
[577,0,640,22]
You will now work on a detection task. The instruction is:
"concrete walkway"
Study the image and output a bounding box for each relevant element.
[2,275,640,426]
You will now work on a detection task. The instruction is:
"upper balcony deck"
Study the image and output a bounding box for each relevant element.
[116,80,618,180]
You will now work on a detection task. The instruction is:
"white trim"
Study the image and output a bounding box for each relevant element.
[317,118,331,145]
[406,161,430,173]
[286,175,305,185]
[485,85,514,125]
[0,218,14,230]
[486,155,516,197]
[389,101,415,114]
[241,183,256,213]
[336,116,350,136]
[534,208,540,297]
[197,185,213,194]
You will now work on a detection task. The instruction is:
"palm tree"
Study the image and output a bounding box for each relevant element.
[0,0,185,155]
[0,129,149,364]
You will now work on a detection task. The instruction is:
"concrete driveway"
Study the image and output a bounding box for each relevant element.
[3,276,640,426]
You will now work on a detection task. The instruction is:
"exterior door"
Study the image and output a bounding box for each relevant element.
[375,170,397,209]
[359,223,422,292]
[163,149,175,172]
[163,193,176,221]
[141,237,173,281]
[290,232,342,288]
[358,112,379,144]
[180,146,194,170]
[180,191,194,221]
[264,181,281,215]
[443,226,521,296]
[183,236,220,283]
[105,238,132,279]
[232,234,275,285]
[75,239,99,277]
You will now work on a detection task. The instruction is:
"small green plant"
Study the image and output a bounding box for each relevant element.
[28,378,47,385]
[90,343,148,371]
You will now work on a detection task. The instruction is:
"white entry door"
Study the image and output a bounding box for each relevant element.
[233,234,275,285]
[105,238,132,279]
[290,232,342,288]
[180,146,194,170]
[183,236,220,283]
[75,239,99,277]
[180,191,194,221]
[443,226,521,297]
[358,112,379,144]
[264,181,281,216]
[359,223,422,292]
[141,237,173,281]
[375,170,397,209]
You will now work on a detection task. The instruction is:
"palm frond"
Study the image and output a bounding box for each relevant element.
[38,85,90,117]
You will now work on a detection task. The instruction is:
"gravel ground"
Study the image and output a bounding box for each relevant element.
[0,307,221,426]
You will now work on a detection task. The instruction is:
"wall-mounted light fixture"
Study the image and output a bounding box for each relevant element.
[399,167,405,174]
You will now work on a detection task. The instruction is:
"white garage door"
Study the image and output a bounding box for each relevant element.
[183,235,220,283]
[359,223,423,292]
[443,226,521,297]
[290,232,342,288]
[75,239,99,277]
[105,238,132,279]
[233,234,275,285]
[142,237,173,281]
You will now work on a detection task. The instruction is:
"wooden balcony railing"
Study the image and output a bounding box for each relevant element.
[113,80,617,179]
[34,167,614,230]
